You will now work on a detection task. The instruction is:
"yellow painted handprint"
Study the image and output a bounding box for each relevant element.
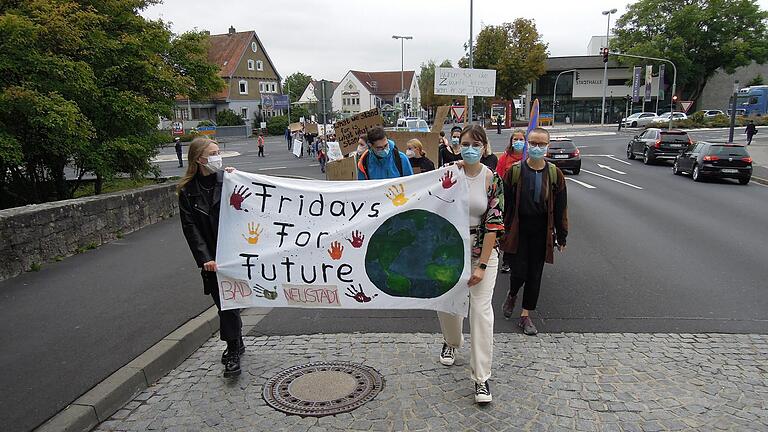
[385,184,408,206]
[242,222,263,244]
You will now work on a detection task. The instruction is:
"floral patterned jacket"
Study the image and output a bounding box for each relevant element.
[472,171,505,258]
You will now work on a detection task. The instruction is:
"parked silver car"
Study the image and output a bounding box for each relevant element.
[622,112,658,128]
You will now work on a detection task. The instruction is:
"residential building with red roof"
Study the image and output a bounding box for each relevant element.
[331,70,421,117]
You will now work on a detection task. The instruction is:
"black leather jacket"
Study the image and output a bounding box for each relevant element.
[179,171,223,269]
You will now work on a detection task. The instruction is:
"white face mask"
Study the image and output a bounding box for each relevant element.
[203,155,222,172]
[406,149,416,158]
[357,144,367,155]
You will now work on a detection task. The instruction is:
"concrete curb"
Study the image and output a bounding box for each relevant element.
[751,175,768,186]
[34,306,223,432]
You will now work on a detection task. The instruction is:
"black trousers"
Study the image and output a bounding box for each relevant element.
[176,151,183,166]
[210,284,243,342]
[258,146,264,157]
[508,215,548,311]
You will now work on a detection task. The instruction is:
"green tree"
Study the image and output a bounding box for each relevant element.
[747,74,765,86]
[461,19,548,120]
[284,72,313,103]
[612,0,768,103]
[215,109,245,126]
[0,0,224,206]
[418,59,455,110]
[267,115,289,135]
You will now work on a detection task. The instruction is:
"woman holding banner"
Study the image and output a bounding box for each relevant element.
[437,124,504,404]
[178,137,244,378]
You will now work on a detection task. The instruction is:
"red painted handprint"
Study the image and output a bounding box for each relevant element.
[346,230,365,248]
[345,284,378,303]
[328,241,344,260]
[440,171,457,189]
[229,185,251,212]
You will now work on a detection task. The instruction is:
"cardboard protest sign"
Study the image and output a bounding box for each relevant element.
[289,122,303,132]
[387,131,441,168]
[325,155,357,180]
[434,67,496,97]
[431,106,451,133]
[305,123,319,134]
[333,108,384,154]
[216,167,471,316]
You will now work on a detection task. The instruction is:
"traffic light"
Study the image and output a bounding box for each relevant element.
[602,47,609,63]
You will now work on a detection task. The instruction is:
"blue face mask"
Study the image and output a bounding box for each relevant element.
[512,140,525,151]
[451,137,460,146]
[461,146,482,164]
[528,145,548,160]
[372,145,390,158]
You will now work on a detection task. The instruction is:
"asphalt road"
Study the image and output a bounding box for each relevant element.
[250,127,768,336]
[2,126,767,431]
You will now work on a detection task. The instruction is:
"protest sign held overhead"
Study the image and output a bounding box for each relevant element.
[434,67,496,97]
[333,108,384,154]
[215,167,471,316]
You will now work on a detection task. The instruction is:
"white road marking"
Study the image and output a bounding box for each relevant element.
[258,166,288,171]
[597,163,627,175]
[582,169,644,190]
[605,155,633,165]
[566,177,597,189]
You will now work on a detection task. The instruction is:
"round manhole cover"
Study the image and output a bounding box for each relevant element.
[263,362,384,417]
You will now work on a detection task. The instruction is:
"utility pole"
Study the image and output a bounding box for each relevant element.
[321,80,327,129]
[468,0,474,124]
[729,80,739,143]
[286,81,291,122]
[392,35,413,116]
[600,8,617,126]
[553,69,578,127]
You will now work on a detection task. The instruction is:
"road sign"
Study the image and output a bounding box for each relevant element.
[172,122,183,136]
[679,101,694,113]
[434,67,496,97]
[451,106,466,122]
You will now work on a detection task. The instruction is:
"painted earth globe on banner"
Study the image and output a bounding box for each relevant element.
[365,209,464,299]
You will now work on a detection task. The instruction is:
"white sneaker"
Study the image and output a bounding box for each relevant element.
[439,342,455,366]
[475,380,492,404]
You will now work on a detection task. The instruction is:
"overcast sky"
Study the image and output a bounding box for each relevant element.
[142,0,768,82]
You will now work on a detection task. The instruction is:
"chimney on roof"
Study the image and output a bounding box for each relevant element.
[228,26,236,35]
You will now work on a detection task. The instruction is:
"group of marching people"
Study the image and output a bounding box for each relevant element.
[177,123,568,405]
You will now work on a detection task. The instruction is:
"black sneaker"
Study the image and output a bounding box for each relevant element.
[221,339,246,365]
[439,342,456,366]
[223,352,241,378]
[475,380,492,404]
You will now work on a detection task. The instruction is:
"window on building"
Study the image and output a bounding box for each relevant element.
[607,78,627,86]
[259,82,265,93]
[174,108,189,121]
[270,83,276,93]
[239,80,248,95]
[247,59,255,71]
[256,60,263,71]
[241,107,248,118]
[251,42,258,52]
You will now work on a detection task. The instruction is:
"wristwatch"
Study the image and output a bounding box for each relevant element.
[479,263,488,270]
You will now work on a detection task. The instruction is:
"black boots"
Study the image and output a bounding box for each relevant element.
[222,339,244,378]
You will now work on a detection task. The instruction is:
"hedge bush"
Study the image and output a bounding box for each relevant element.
[267,115,289,135]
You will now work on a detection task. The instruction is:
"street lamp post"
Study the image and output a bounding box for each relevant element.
[600,8,617,127]
[553,69,578,127]
[609,51,677,130]
[392,35,413,115]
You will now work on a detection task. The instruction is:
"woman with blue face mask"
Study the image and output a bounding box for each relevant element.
[499,127,569,336]
[439,126,464,166]
[437,125,504,405]
[496,129,526,273]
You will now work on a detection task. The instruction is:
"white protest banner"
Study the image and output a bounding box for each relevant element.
[434,67,497,97]
[326,142,343,161]
[292,140,302,157]
[215,167,471,316]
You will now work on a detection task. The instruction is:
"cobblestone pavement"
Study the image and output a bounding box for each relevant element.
[95,333,768,432]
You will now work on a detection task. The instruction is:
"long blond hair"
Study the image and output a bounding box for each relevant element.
[177,137,215,193]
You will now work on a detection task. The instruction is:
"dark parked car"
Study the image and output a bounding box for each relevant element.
[545,137,581,174]
[626,128,692,164]
[673,142,752,184]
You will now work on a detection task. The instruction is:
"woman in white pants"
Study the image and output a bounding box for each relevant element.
[437,124,505,404]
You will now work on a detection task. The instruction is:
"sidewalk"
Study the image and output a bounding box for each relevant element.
[94,332,768,432]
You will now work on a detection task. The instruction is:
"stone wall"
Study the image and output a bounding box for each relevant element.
[0,183,179,281]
